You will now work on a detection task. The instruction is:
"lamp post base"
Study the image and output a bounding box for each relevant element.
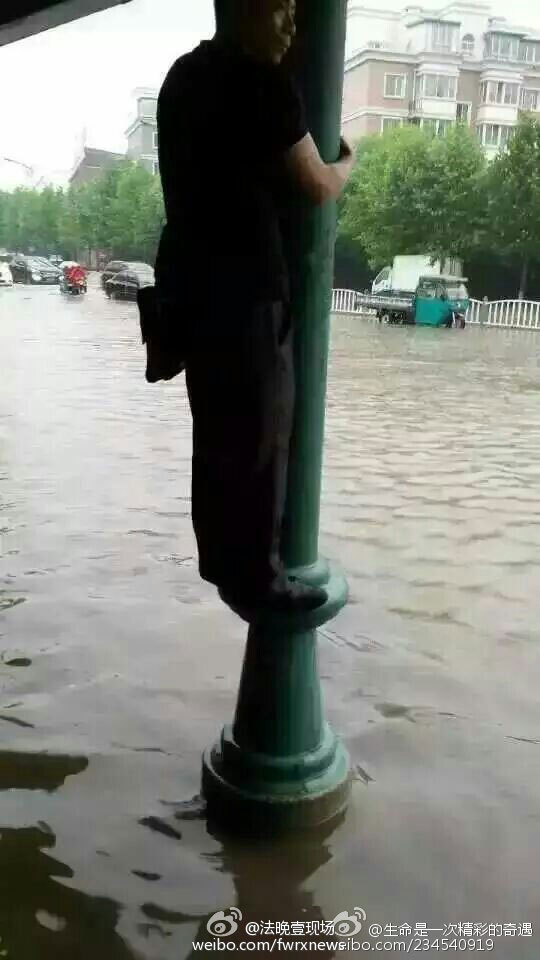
[202,726,351,834]
[202,566,350,834]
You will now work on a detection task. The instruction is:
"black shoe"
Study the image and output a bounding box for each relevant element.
[218,576,328,620]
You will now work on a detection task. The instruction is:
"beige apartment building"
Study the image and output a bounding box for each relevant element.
[343,1,540,155]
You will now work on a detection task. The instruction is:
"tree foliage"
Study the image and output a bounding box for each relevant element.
[0,161,165,265]
[0,186,64,254]
[339,124,487,269]
[486,116,540,297]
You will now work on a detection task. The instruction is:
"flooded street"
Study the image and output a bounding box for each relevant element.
[1,277,540,958]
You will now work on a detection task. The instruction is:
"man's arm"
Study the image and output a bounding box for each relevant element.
[284,134,355,206]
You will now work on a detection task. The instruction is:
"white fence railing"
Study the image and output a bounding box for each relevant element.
[332,289,540,330]
[332,289,361,314]
[466,299,540,330]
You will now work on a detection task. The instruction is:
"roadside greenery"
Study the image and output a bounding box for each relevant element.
[2,120,540,297]
[339,117,540,298]
[486,116,540,299]
[0,160,165,265]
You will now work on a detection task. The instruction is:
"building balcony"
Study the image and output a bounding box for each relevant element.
[409,97,457,120]
[415,43,461,58]
[124,114,158,139]
[476,103,520,127]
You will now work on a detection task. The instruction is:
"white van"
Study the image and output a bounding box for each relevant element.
[372,255,463,296]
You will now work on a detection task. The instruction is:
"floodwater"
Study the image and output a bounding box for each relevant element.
[1,278,540,958]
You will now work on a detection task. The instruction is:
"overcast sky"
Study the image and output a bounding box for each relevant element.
[1,0,540,188]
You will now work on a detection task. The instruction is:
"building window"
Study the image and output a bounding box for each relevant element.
[421,74,457,99]
[421,118,453,137]
[152,159,159,176]
[519,41,540,63]
[430,21,458,52]
[462,34,475,55]
[153,131,159,150]
[482,123,499,146]
[485,33,520,61]
[478,123,513,148]
[500,126,513,148]
[438,118,453,137]
[384,74,406,98]
[381,117,403,132]
[456,102,471,124]
[506,85,519,105]
[480,81,519,106]
[521,88,538,111]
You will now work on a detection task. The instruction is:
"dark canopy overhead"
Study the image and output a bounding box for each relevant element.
[0,0,132,47]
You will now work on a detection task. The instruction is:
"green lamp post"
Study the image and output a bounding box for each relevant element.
[202,0,351,832]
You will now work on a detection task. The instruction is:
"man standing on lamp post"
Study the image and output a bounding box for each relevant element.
[154,0,354,618]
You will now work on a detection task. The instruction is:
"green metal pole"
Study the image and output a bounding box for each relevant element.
[202,0,350,833]
[281,0,348,578]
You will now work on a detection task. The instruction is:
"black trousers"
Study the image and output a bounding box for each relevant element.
[185,302,295,592]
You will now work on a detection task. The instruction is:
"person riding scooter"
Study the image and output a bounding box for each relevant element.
[60,262,87,295]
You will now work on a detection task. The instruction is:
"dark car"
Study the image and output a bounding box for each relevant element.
[9,255,61,285]
[101,260,130,290]
[105,263,155,301]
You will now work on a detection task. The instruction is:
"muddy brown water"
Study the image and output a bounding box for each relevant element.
[0,279,539,958]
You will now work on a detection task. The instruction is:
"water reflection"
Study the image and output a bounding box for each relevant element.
[0,750,134,960]
[0,824,133,959]
[173,810,343,957]
[0,750,87,792]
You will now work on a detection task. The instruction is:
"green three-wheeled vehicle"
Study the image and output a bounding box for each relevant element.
[356,275,470,328]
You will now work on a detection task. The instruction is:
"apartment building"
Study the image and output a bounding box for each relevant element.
[69,147,125,187]
[343,2,540,155]
[125,88,159,175]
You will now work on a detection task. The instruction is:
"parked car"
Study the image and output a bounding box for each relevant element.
[35,257,62,272]
[101,260,130,290]
[0,262,13,287]
[9,255,61,284]
[105,263,155,301]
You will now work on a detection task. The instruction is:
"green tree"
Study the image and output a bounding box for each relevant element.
[107,161,164,261]
[35,186,65,255]
[58,187,83,259]
[1,188,42,253]
[0,191,9,248]
[75,181,103,259]
[16,185,66,256]
[136,172,165,263]
[90,161,131,254]
[487,116,540,298]
[0,161,165,265]
[0,185,65,256]
[59,179,106,261]
[339,124,486,269]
